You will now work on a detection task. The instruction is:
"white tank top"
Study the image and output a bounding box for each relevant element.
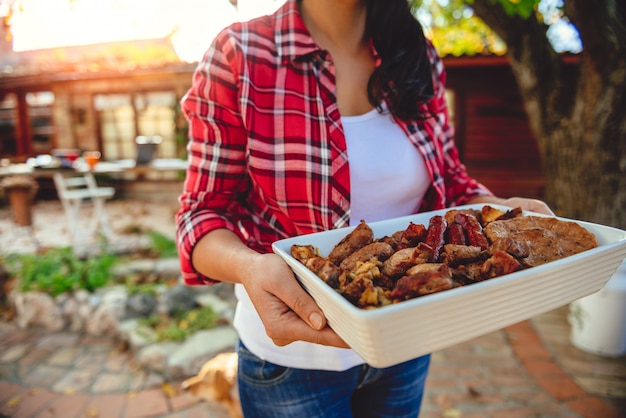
[233,106,430,371]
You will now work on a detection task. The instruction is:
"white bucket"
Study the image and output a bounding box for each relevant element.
[568,258,626,357]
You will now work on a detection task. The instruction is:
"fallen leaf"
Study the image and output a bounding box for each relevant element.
[6,396,22,408]
[63,387,76,395]
[443,408,461,418]
[85,407,99,417]
[468,385,482,398]
[162,382,177,397]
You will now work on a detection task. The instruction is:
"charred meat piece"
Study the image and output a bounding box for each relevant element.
[400,222,427,247]
[382,242,434,277]
[452,262,485,284]
[441,244,482,266]
[304,257,342,289]
[390,264,454,301]
[496,206,523,221]
[480,250,523,279]
[328,220,374,266]
[480,205,523,225]
[342,261,391,308]
[454,213,490,250]
[340,242,394,272]
[444,208,481,225]
[480,206,508,225]
[290,244,319,264]
[424,215,448,261]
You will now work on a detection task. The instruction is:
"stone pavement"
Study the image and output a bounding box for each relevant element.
[1,199,625,417]
[0,307,624,418]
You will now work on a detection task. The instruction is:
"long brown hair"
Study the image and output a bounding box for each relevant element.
[365,0,434,121]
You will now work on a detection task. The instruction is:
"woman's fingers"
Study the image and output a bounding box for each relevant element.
[501,197,555,216]
[242,253,349,348]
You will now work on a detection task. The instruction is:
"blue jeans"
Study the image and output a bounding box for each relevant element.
[237,341,430,418]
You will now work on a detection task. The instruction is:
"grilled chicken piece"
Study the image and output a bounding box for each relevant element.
[400,222,427,248]
[382,242,434,277]
[441,244,482,265]
[340,242,394,272]
[290,244,319,264]
[328,220,374,266]
[342,261,391,308]
[304,257,342,289]
[390,264,454,301]
[480,250,523,279]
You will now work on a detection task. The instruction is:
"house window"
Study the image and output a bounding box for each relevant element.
[26,91,55,154]
[94,91,178,161]
[135,92,177,158]
[0,93,18,157]
[94,94,135,160]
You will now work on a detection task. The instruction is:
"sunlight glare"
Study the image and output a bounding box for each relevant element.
[5,0,275,62]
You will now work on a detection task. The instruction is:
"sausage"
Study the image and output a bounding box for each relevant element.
[454,213,489,250]
[424,215,447,261]
[446,222,466,245]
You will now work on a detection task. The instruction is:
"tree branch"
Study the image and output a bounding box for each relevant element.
[565,0,626,70]
[471,0,571,113]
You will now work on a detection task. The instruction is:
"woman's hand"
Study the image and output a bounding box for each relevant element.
[241,252,350,348]
[468,195,555,216]
[498,197,555,216]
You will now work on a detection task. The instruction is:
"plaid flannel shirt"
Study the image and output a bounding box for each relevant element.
[176,0,492,285]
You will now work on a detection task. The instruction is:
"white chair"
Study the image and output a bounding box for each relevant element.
[52,171,115,245]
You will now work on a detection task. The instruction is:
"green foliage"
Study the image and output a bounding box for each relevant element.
[147,231,178,258]
[480,0,538,19]
[413,0,507,56]
[6,247,117,297]
[139,306,219,342]
[124,279,159,297]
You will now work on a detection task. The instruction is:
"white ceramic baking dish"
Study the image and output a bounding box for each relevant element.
[272,205,626,368]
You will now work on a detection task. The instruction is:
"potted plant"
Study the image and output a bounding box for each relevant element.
[0,175,39,227]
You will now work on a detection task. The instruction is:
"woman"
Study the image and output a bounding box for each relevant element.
[176,0,553,416]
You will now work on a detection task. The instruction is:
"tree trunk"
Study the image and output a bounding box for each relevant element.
[470,0,626,230]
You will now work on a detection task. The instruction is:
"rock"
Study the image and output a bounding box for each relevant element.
[195,293,234,318]
[154,258,181,277]
[113,259,156,277]
[126,293,157,318]
[12,291,65,331]
[118,319,158,350]
[85,286,128,335]
[74,289,90,303]
[136,341,181,374]
[160,284,197,316]
[59,295,84,332]
[166,327,238,378]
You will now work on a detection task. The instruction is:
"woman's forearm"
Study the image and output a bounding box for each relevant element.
[191,228,263,285]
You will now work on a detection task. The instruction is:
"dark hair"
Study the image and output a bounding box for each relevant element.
[365,0,434,121]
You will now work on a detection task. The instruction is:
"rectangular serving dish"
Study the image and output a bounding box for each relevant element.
[272,204,626,368]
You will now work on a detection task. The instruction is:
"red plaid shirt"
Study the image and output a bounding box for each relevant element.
[176,0,492,285]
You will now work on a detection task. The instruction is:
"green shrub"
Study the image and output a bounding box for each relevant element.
[6,247,118,297]
[147,231,178,258]
[139,306,219,342]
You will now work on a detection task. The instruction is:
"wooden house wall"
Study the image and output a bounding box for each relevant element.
[444,59,546,200]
